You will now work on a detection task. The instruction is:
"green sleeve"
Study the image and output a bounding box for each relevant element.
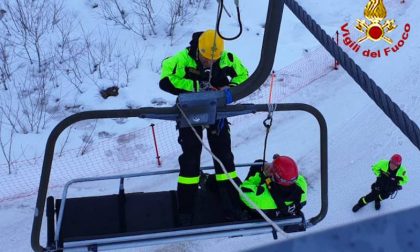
[296,175,308,204]
[240,173,261,191]
[372,160,387,177]
[247,172,262,185]
[240,172,277,210]
[397,166,409,186]
[229,53,248,85]
[219,52,249,86]
[160,51,196,92]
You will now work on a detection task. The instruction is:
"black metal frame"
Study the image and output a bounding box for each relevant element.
[47,162,305,251]
[32,104,328,251]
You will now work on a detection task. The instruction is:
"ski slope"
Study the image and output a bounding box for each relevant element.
[1,0,419,251]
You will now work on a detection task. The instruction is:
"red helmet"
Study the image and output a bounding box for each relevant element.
[390,154,402,166]
[271,156,298,186]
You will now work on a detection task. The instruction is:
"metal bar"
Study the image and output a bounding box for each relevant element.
[59,162,264,188]
[53,162,264,242]
[63,218,301,251]
[46,196,55,248]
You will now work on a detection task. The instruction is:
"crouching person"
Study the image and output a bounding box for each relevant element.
[352,154,408,212]
[239,155,307,218]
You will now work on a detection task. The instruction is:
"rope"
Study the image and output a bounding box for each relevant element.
[390,190,398,199]
[262,71,278,164]
[268,71,276,104]
[262,84,277,162]
[216,0,243,40]
[284,0,420,150]
[262,108,274,163]
[176,103,287,236]
[262,118,271,165]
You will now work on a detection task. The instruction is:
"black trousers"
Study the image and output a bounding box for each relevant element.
[177,119,240,214]
[362,188,391,204]
[359,180,391,206]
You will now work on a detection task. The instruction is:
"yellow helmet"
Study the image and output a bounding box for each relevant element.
[198,30,224,60]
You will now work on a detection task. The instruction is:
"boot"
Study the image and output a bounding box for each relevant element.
[352,198,366,212]
[375,199,381,210]
[176,184,197,226]
[199,172,217,193]
[218,179,245,221]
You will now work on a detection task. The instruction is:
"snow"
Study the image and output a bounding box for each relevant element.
[1,0,419,251]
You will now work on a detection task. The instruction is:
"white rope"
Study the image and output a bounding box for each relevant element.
[176,103,287,236]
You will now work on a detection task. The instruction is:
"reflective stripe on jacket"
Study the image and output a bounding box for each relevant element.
[240,172,307,210]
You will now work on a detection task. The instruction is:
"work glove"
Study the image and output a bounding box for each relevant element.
[223,88,233,104]
[199,81,216,91]
[185,67,210,81]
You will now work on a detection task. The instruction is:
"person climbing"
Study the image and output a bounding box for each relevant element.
[239,155,307,218]
[352,154,408,212]
[159,29,248,225]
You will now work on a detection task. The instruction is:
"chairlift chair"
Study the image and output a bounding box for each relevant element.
[46,163,309,251]
[35,101,327,252]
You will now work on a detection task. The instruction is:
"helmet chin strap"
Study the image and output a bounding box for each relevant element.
[206,31,218,83]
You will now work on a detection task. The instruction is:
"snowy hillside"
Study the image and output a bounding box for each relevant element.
[1,0,419,251]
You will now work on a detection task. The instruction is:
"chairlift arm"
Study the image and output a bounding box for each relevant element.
[31,103,327,251]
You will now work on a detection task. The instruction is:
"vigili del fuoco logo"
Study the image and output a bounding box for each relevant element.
[340,0,410,58]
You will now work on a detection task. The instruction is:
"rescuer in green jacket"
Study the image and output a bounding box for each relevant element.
[240,155,307,217]
[159,30,248,225]
[352,154,408,212]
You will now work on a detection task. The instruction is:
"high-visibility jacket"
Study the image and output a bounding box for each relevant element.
[372,160,408,186]
[240,172,307,210]
[160,32,248,95]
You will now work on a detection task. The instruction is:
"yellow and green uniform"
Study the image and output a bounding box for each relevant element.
[240,172,307,214]
[160,33,248,95]
[372,160,408,186]
[354,160,409,212]
[160,31,249,216]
